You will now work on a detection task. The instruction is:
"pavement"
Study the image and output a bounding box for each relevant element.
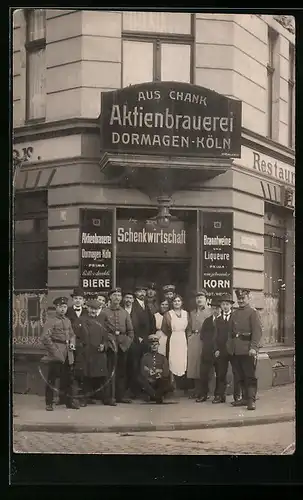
[13,384,295,434]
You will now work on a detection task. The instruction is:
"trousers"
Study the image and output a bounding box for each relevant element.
[215,355,245,400]
[109,349,129,401]
[127,341,148,396]
[139,376,172,400]
[82,376,111,403]
[230,355,258,401]
[199,358,219,398]
[45,358,77,406]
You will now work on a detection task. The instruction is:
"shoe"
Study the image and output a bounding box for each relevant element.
[247,400,256,410]
[80,400,87,407]
[66,401,80,410]
[103,399,117,406]
[196,396,207,403]
[188,393,198,399]
[212,396,226,404]
[231,399,248,407]
[46,404,53,411]
[155,397,164,404]
[116,398,132,404]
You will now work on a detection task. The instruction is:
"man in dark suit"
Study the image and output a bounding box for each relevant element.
[56,287,87,405]
[213,293,243,404]
[196,298,221,403]
[127,285,156,398]
[146,282,159,315]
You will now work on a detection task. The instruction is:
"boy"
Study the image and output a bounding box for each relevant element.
[41,297,79,411]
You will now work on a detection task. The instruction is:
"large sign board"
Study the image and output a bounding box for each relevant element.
[201,212,233,299]
[100,81,242,158]
[80,209,113,294]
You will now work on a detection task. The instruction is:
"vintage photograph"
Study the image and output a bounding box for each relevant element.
[12,9,295,456]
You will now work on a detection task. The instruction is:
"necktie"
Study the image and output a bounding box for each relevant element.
[224,314,228,322]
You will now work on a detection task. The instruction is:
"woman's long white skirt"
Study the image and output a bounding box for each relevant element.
[168,330,187,377]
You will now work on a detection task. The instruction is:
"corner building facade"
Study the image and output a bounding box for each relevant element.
[13,10,295,394]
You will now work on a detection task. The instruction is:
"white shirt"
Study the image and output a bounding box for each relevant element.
[125,305,132,315]
[73,306,82,318]
[136,298,145,310]
[222,312,231,321]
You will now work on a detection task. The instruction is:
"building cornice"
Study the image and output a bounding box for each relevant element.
[273,15,295,34]
[13,118,295,166]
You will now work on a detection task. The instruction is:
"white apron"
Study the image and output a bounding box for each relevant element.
[168,310,188,377]
[154,312,167,357]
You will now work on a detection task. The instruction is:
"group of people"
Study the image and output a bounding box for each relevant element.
[41,282,262,412]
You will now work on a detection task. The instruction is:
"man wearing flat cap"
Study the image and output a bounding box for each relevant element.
[99,288,134,403]
[41,297,79,411]
[187,290,212,398]
[227,289,262,410]
[127,284,156,398]
[74,298,116,406]
[146,282,159,316]
[196,297,221,403]
[138,334,173,404]
[213,294,243,404]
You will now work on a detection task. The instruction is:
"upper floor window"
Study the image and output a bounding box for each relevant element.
[267,27,279,140]
[25,9,46,121]
[122,12,193,87]
[288,44,295,149]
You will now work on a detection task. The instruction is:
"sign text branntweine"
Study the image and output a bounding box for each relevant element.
[202,213,233,297]
[100,82,242,158]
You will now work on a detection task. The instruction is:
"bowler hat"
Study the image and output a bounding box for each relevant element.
[71,287,85,298]
[210,297,221,307]
[135,284,147,291]
[53,296,68,306]
[86,299,101,310]
[219,293,234,304]
[235,288,250,298]
[109,287,122,296]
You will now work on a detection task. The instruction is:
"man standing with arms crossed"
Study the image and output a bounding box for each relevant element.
[227,289,262,410]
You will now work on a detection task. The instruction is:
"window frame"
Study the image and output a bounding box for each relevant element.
[122,17,195,86]
[25,8,46,123]
[267,27,279,140]
[288,44,295,149]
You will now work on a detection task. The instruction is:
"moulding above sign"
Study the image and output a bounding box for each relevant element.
[233,146,295,187]
[100,81,242,159]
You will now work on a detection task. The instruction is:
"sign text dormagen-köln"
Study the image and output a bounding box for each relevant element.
[100,82,242,158]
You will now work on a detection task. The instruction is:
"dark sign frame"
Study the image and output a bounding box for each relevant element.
[100,81,242,159]
[79,209,114,295]
[201,212,233,299]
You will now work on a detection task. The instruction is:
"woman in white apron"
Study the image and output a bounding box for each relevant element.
[154,299,169,356]
[161,295,189,391]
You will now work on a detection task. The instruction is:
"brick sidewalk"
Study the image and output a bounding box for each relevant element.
[13,384,295,433]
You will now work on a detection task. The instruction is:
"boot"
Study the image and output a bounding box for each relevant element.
[103,398,117,406]
[66,399,80,410]
[212,395,226,404]
[196,395,208,403]
[45,404,53,411]
[247,399,256,410]
[231,398,248,407]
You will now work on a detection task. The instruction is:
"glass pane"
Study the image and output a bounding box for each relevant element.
[27,9,46,42]
[123,12,191,34]
[27,48,46,119]
[161,43,191,83]
[14,220,35,237]
[123,40,154,87]
[14,241,48,290]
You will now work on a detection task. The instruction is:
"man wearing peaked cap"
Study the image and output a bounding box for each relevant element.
[100,285,134,403]
[187,289,212,398]
[41,296,79,411]
[226,288,262,411]
[138,333,173,403]
[162,284,176,309]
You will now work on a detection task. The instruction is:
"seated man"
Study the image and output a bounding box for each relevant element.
[138,334,173,404]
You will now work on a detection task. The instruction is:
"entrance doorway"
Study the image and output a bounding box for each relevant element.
[117,258,191,304]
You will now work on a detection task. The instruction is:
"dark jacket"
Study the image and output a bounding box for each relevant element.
[131,299,156,343]
[214,313,232,357]
[140,351,170,382]
[74,315,109,378]
[227,305,262,356]
[66,306,88,329]
[200,315,217,362]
